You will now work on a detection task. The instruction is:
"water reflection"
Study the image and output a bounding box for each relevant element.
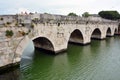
[21,40,34,66]
[0,68,20,80]
[50,53,70,80]
[0,36,120,80]
[20,50,55,80]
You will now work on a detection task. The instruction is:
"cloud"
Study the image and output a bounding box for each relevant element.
[0,0,120,15]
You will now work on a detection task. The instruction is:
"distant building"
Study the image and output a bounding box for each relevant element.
[88,14,102,21]
[0,15,16,26]
[89,14,100,17]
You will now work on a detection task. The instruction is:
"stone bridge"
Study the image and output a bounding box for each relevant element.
[0,13,119,68]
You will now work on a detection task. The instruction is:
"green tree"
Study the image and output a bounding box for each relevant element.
[98,11,120,20]
[68,12,78,16]
[82,12,90,17]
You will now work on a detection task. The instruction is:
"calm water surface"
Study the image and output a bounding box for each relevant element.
[0,36,120,80]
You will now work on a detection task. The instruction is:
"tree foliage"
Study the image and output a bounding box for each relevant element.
[98,11,120,20]
[82,12,90,17]
[68,12,78,16]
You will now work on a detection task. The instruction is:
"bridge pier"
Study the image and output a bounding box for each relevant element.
[106,34,114,37]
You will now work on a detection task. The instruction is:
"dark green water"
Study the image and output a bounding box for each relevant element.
[1,36,120,80]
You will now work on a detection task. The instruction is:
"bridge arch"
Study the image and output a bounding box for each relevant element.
[91,28,101,39]
[33,37,54,51]
[68,29,84,44]
[106,27,112,36]
[15,36,55,62]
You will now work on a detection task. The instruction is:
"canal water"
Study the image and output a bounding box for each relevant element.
[0,36,120,80]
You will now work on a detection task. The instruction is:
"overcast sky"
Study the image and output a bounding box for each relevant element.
[0,0,120,15]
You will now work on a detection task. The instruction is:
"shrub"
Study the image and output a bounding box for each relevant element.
[21,31,26,36]
[5,30,14,37]
[15,22,19,27]
[18,31,26,36]
[0,17,3,21]
[21,23,25,27]
[31,24,34,28]
[6,22,11,25]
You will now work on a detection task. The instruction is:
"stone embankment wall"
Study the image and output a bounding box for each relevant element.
[0,26,29,68]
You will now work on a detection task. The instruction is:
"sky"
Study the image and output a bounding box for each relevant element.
[0,0,120,15]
